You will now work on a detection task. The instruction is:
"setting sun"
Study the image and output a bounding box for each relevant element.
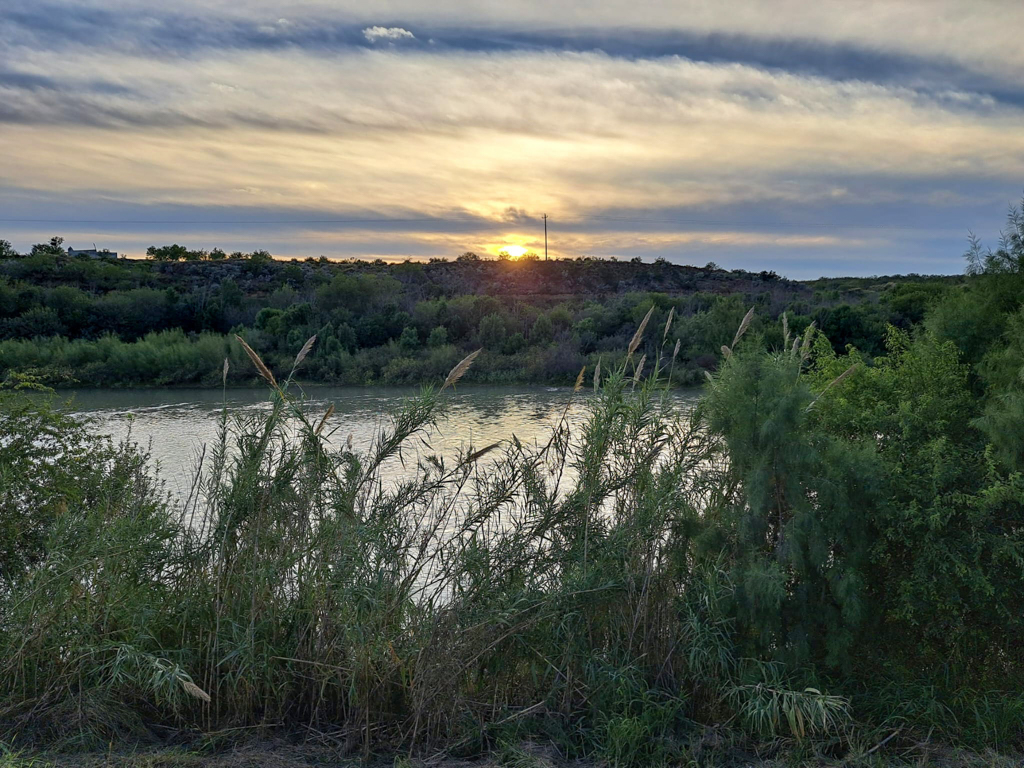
[501,245,529,259]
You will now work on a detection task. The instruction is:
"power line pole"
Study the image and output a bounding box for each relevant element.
[542,213,548,260]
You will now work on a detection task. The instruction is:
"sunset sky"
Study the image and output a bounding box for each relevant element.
[2,1,1023,277]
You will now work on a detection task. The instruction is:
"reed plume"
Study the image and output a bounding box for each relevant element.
[234,334,278,389]
[628,306,655,358]
[442,349,481,390]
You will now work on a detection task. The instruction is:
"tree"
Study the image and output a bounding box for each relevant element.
[0,240,17,259]
[975,306,1024,471]
[427,326,448,347]
[929,197,1024,372]
[530,314,553,344]
[965,202,1024,276]
[147,244,189,261]
[478,313,507,349]
[704,325,882,670]
[255,308,283,335]
[282,263,304,285]
[398,326,419,351]
[808,326,1024,675]
[334,322,357,352]
[504,332,527,354]
[218,279,243,308]
[248,250,274,264]
[30,237,65,257]
[814,304,885,356]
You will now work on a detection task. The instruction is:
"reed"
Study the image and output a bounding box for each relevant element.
[1,310,1021,765]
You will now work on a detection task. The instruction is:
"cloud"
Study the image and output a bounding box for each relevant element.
[9,1,1023,83]
[2,1,1022,275]
[2,47,1021,251]
[362,26,414,43]
[4,47,1021,178]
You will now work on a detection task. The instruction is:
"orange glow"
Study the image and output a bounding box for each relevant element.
[501,244,529,259]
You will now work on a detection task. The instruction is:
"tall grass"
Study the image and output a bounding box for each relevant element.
[0,315,1017,764]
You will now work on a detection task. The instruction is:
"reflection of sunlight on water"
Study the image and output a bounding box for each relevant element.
[67,386,700,503]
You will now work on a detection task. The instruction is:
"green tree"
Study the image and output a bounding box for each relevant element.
[147,244,189,261]
[809,325,1024,679]
[703,326,882,669]
[30,237,65,257]
[478,312,507,349]
[427,326,448,348]
[6,307,65,338]
[282,263,304,285]
[530,314,553,344]
[398,326,419,351]
[975,306,1024,471]
[929,199,1024,372]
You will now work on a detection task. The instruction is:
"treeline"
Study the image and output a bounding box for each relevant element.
[0,236,958,388]
[0,199,1022,764]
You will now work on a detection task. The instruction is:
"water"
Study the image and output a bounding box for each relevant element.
[64,386,700,500]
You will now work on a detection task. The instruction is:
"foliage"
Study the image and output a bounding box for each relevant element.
[702,326,882,671]
[0,326,861,762]
[1,288,1022,761]
[0,246,937,388]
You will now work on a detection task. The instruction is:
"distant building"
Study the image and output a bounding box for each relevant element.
[68,247,118,259]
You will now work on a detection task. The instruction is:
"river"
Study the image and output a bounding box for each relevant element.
[65,385,701,500]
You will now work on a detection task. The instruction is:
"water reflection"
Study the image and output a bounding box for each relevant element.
[64,386,700,500]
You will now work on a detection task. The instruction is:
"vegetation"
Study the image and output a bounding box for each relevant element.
[0,241,959,388]
[1,201,1023,765]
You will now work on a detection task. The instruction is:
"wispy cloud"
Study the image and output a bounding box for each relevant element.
[1,1,1022,276]
[9,1,1023,79]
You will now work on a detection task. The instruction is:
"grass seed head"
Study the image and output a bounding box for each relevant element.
[442,349,481,390]
[628,306,655,358]
[235,334,278,389]
[293,334,317,369]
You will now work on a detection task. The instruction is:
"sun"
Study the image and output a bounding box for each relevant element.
[501,245,529,259]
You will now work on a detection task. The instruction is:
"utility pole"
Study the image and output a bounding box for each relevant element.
[542,213,548,260]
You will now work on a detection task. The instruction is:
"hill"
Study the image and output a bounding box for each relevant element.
[0,247,960,387]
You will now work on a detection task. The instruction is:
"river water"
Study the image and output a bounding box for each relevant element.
[64,386,700,500]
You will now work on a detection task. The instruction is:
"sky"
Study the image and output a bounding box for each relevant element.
[2,1,1023,278]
